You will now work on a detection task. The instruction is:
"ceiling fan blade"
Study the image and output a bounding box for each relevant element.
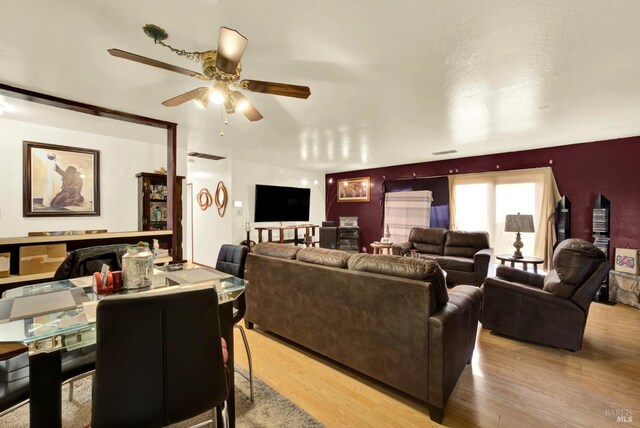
[240,80,311,99]
[230,91,263,121]
[108,48,206,79]
[216,27,248,74]
[162,87,209,107]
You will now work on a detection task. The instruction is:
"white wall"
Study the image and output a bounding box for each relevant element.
[187,157,233,266]
[0,117,186,238]
[230,159,325,246]
[187,158,324,266]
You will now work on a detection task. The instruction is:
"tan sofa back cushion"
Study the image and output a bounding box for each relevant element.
[254,243,300,259]
[543,239,606,298]
[348,253,448,305]
[409,227,447,255]
[444,230,490,258]
[297,247,351,268]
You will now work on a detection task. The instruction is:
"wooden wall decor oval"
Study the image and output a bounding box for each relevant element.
[196,188,213,211]
[215,181,228,217]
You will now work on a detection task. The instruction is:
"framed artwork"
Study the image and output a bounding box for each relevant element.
[23,141,100,217]
[337,177,370,202]
[614,248,639,274]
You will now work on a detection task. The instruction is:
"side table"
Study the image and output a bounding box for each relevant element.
[371,242,393,255]
[609,270,640,309]
[496,254,544,273]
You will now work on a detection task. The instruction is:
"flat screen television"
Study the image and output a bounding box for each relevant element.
[254,184,310,222]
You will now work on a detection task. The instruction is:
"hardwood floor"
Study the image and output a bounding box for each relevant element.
[233,302,640,427]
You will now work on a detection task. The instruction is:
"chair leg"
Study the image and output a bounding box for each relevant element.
[62,370,95,401]
[0,399,29,418]
[234,324,254,401]
[212,402,229,428]
[221,401,229,428]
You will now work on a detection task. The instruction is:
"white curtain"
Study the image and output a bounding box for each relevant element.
[384,190,433,244]
[449,167,560,271]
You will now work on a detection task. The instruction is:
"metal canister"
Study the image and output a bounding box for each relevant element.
[122,245,153,289]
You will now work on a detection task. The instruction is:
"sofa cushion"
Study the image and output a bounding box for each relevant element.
[296,247,351,268]
[444,230,490,258]
[348,254,449,305]
[254,243,300,260]
[434,256,475,273]
[409,227,447,255]
[543,239,606,298]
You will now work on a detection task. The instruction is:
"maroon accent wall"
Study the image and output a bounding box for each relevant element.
[326,136,640,257]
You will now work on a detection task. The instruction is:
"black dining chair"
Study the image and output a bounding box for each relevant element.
[57,244,129,399]
[215,244,253,401]
[91,286,229,427]
[0,244,129,416]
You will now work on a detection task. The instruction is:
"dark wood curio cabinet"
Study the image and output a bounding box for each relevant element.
[136,172,184,260]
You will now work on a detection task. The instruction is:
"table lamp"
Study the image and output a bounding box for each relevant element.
[504,213,535,259]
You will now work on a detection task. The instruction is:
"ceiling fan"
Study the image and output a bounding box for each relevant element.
[108,24,311,122]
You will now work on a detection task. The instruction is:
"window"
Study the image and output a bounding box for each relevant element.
[495,183,536,256]
[450,168,560,269]
[454,183,490,233]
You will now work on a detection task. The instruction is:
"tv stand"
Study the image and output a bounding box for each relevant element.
[255,224,318,246]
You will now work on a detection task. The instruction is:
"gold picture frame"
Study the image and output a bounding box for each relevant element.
[337,177,370,202]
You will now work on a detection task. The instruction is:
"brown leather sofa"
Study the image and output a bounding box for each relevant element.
[481,239,610,351]
[394,228,492,286]
[244,243,483,423]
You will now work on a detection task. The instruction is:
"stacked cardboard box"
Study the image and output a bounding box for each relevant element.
[19,244,67,275]
[0,253,9,278]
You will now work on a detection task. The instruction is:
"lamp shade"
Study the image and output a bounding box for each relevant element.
[504,214,535,233]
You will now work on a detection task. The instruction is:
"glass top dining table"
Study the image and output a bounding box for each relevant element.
[0,264,246,354]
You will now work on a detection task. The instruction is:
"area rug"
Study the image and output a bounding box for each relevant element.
[0,368,323,427]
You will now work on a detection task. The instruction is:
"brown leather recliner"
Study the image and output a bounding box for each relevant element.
[481,239,610,351]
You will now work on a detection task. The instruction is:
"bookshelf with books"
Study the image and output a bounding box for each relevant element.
[592,193,610,303]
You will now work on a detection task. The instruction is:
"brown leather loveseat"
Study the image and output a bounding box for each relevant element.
[244,243,483,424]
[394,227,492,286]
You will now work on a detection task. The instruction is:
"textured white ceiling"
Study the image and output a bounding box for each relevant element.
[1,0,639,173]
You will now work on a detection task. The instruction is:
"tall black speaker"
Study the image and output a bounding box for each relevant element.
[554,196,571,249]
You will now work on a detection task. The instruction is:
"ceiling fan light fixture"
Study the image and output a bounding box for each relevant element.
[210,92,225,105]
[236,100,249,112]
[224,96,236,114]
[209,82,227,105]
[192,98,208,109]
[216,27,248,74]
